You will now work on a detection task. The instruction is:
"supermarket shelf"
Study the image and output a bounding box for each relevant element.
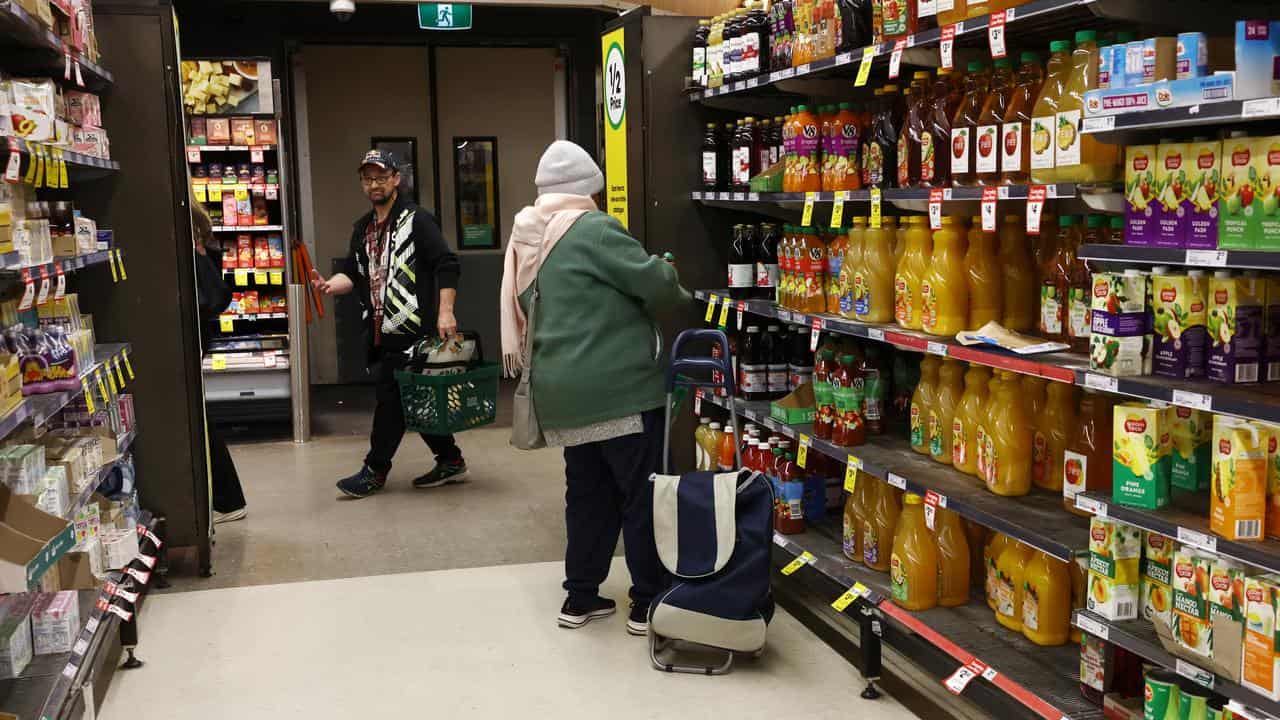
[0,249,116,276]
[0,401,30,443]
[692,184,1079,204]
[26,342,131,427]
[220,312,287,322]
[1080,97,1280,145]
[223,268,287,285]
[10,136,118,179]
[62,428,136,523]
[196,182,280,195]
[1072,609,1280,718]
[211,224,283,233]
[186,144,276,153]
[0,0,113,91]
[202,350,289,373]
[1078,244,1280,271]
[703,393,1088,561]
[1072,490,1280,576]
[773,524,1100,720]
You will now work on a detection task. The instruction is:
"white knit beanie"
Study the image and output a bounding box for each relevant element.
[535,140,604,197]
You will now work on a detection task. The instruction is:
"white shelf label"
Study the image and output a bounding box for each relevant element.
[1175,658,1215,689]
[1074,495,1107,517]
[691,192,702,200]
[1185,249,1228,267]
[773,532,787,547]
[887,472,907,490]
[944,659,988,695]
[1171,390,1212,412]
[1177,527,1218,553]
[733,192,745,201]
[835,52,853,66]
[72,637,89,656]
[1242,97,1280,118]
[926,341,948,356]
[1076,613,1109,640]
[867,328,885,341]
[1081,115,1116,133]
[1084,373,1119,393]
[84,616,99,634]
[796,63,810,75]
[746,77,759,88]
[776,68,795,80]
[747,192,759,201]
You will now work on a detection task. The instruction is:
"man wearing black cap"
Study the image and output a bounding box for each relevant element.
[310,149,466,498]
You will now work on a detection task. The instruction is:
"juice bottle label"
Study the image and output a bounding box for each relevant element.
[865,142,885,186]
[864,373,884,422]
[843,513,857,557]
[1054,110,1082,168]
[977,426,988,475]
[739,364,768,395]
[896,134,910,187]
[985,438,999,488]
[1001,122,1022,173]
[1063,449,1087,500]
[741,31,760,75]
[1040,286,1064,334]
[767,363,789,394]
[952,418,966,466]
[702,151,716,186]
[1030,116,1055,170]
[882,0,909,37]
[891,552,907,601]
[1068,287,1091,340]
[920,132,936,184]
[728,263,754,289]
[852,272,869,315]
[840,125,859,185]
[917,0,936,18]
[950,127,970,175]
[833,381,865,431]
[928,411,943,456]
[985,552,997,600]
[920,280,937,331]
[1022,587,1039,630]
[894,274,910,325]
[1032,430,1048,485]
[755,261,780,290]
[975,125,999,174]
[862,525,879,566]
[796,121,821,185]
[995,569,1016,617]
[910,402,924,447]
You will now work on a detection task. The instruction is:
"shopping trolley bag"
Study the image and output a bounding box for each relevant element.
[648,329,774,675]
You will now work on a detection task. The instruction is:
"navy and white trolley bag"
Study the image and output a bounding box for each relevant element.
[648,329,775,674]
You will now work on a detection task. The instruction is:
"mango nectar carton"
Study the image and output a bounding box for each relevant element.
[1112,402,1172,510]
[1141,531,1176,627]
[1172,547,1213,657]
[1242,573,1280,700]
[1088,516,1141,621]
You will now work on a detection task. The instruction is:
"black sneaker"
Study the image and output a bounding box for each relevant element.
[627,601,651,636]
[557,596,616,629]
[413,459,468,489]
[336,466,386,499]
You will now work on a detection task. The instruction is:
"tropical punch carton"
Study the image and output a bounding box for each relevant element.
[1124,144,1158,246]
[1258,135,1280,250]
[1172,547,1213,657]
[1211,415,1269,541]
[1219,132,1262,249]
[1151,270,1208,379]
[1208,271,1264,385]
[1242,574,1280,700]
[1112,402,1172,510]
[1170,405,1211,493]
[1088,516,1141,621]
[1185,138,1221,250]
[1141,531,1176,627]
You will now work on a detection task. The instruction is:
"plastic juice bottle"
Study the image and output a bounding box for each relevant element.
[976,372,1003,480]
[890,493,939,610]
[895,217,933,329]
[838,221,863,317]
[828,103,862,191]
[952,364,991,475]
[813,347,837,439]
[793,105,823,193]
[826,229,847,314]
[804,226,828,313]
[1001,51,1044,185]
[880,0,915,41]
[935,507,971,608]
[892,215,907,265]
[922,68,961,187]
[984,532,1011,610]
[986,372,1033,496]
[898,71,932,189]
[1068,557,1085,643]
[861,90,885,188]
[1062,390,1116,514]
[1039,214,1075,344]
[910,356,941,454]
[1029,40,1071,185]
[963,519,987,588]
[950,61,989,187]
[792,226,811,311]
[1062,217,1091,353]
[929,359,965,465]
[863,476,901,572]
[975,57,1014,185]
[717,424,737,471]
[819,105,835,191]
[694,418,711,469]
[1022,550,1072,646]
[964,0,1007,20]
[964,218,1003,329]
[707,15,723,88]
[868,85,902,188]
[1033,381,1077,492]
[921,216,969,336]
[784,107,799,192]
[1055,30,1117,183]
[998,214,1036,331]
[855,217,896,322]
[994,540,1032,631]
[709,421,728,471]
[845,464,876,562]
[831,353,867,447]
[843,488,861,560]
[776,452,807,534]
[1021,376,1047,472]
[861,346,890,435]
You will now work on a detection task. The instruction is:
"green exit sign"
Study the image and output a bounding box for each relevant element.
[418,3,472,30]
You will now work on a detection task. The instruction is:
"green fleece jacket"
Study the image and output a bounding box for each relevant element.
[519,211,690,430]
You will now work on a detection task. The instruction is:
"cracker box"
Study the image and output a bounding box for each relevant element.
[1219,134,1262,249]
[1151,270,1207,379]
[267,235,284,268]
[254,118,277,145]
[236,235,252,268]
[1172,547,1213,657]
[1112,402,1172,509]
[1141,531,1176,626]
[1088,516,1141,621]
[254,237,269,267]
[1185,139,1220,250]
[1207,272,1263,384]
[1170,405,1211,492]
[31,590,79,655]
[229,117,254,146]
[1243,574,1280,700]
[207,117,230,145]
[1124,145,1157,246]
[0,594,34,678]
[1212,415,1269,541]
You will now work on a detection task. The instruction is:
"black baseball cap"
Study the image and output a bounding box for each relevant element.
[358,149,398,173]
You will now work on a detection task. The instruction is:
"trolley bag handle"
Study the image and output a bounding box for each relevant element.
[662,328,741,474]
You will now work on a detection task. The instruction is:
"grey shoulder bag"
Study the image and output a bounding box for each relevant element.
[510,273,545,450]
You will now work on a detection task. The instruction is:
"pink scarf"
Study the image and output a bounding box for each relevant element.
[500,193,597,376]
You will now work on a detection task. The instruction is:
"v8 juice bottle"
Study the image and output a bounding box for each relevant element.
[793,105,823,193]
[952,364,990,475]
[801,226,828,313]
[783,108,798,192]
[1001,52,1044,185]
[965,217,1003,329]
[975,57,1014,185]
[1063,390,1116,514]
[950,61,989,187]
[826,103,862,191]
[1033,380,1077,492]
[891,494,939,611]
[831,353,867,447]
[929,359,965,465]
[1029,40,1071,185]
[1055,30,1118,183]
[855,216,896,322]
[935,507,971,607]
[910,355,940,454]
[895,216,932,329]
[921,216,969,336]
[1022,550,1072,646]
[862,475,901,572]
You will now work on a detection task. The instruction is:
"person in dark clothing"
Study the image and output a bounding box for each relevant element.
[190,195,247,524]
[310,149,466,498]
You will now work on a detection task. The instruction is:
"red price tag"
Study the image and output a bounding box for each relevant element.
[981,186,998,232]
[251,147,265,163]
[940,25,957,70]
[694,388,704,415]
[737,300,746,330]
[18,268,33,310]
[36,266,49,306]
[63,51,71,80]
[5,138,20,184]
[988,10,1008,58]
[810,318,822,351]
[54,265,65,299]
[944,659,990,694]
[186,147,201,163]
[923,490,945,529]
[928,188,944,230]
[1026,185,1047,235]
[888,39,907,79]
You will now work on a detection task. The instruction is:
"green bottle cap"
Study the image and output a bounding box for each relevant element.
[1086,214,1106,229]
[966,60,986,72]
[1050,40,1072,53]
[1110,215,1125,229]
[994,57,1012,68]
[1059,214,1075,227]
[1075,30,1097,44]
[839,102,852,110]
[1019,51,1040,65]
[797,104,809,112]
[840,354,856,365]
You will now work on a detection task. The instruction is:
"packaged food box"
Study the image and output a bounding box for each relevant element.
[1124,145,1157,246]
[254,237,269,267]
[1088,516,1141,620]
[236,235,252,268]
[221,241,237,270]
[1219,133,1262,249]
[1142,37,1177,84]
[0,594,34,678]
[1141,531,1176,626]
[1208,556,1247,623]
[1170,406,1211,492]
[63,90,101,128]
[73,500,99,545]
[1172,547,1212,657]
[207,117,230,145]
[1256,136,1280,250]
[1091,271,1151,376]
[1242,573,1280,700]
[1176,32,1209,80]
[221,193,237,228]
[228,292,241,314]
[10,78,57,142]
[1234,21,1280,100]
[1207,272,1263,384]
[1112,402,1171,509]
[1267,423,1280,538]
[267,235,284,268]
[189,115,207,145]
[1185,139,1220,250]
[31,590,79,655]
[1212,415,1269,541]
[235,189,252,227]
[254,118,277,145]
[1151,270,1207,379]
[1267,278,1280,382]
[242,290,259,315]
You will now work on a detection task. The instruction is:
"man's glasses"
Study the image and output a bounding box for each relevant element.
[360,174,395,186]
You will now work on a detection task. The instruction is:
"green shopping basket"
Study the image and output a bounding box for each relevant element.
[395,362,501,435]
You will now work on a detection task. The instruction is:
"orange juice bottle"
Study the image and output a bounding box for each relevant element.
[1069,557,1086,643]
[1054,30,1118,183]
[890,493,939,610]
[998,214,1037,331]
[995,540,1032,631]
[921,216,969,336]
[855,217,895,323]
[863,475,901,572]
[1001,52,1044,185]
[893,215,908,265]
[976,371,1003,480]
[1022,550,1072,646]
[1029,40,1072,184]
[910,355,941,455]
[965,216,1003,329]
[952,364,991,476]
[826,228,847,314]
[895,216,933,329]
[935,507,971,607]
[844,463,877,562]
[930,359,965,465]
[986,371,1033,496]
[1022,375,1047,484]
[839,219,865,318]
[1033,381,1077,492]
[793,105,823,193]
[984,532,1011,609]
[937,0,966,27]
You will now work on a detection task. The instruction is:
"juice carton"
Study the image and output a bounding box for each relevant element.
[1170,406,1211,492]
[1267,423,1280,539]
[1208,556,1247,623]
[1124,145,1157,246]
[1185,138,1220,250]
[1172,547,1212,657]
[1122,41,1145,89]
[1256,136,1280,250]
[1176,32,1209,80]
[1266,278,1280,381]
[1087,516,1141,621]
[1234,21,1280,100]
[1091,270,1150,377]
[1140,531,1176,627]
[1151,271,1207,379]
[1219,133,1262,249]
[1242,573,1280,700]
[1211,415,1269,541]
[1141,37,1177,84]
[1207,272,1263,384]
[1154,142,1189,248]
[1112,402,1171,509]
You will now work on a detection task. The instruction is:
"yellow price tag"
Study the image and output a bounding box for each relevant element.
[844,455,860,492]
[192,183,207,203]
[870,188,882,228]
[269,270,284,285]
[705,294,718,322]
[23,144,37,186]
[797,434,810,468]
[832,589,860,611]
[106,364,118,394]
[234,186,249,201]
[122,350,134,379]
[108,249,118,282]
[855,46,875,87]
[234,269,249,286]
[830,191,847,229]
[717,298,730,328]
[780,551,815,576]
[219,316,235,332]
[211,354,227,371]
[115,249,126,280]
[95,368,108,401]
[113,357,125,388]
[801,192,816,227]
[82,378,95,414]
[207,183,222,201]
[254,270,268,285]
[32,146,45,188]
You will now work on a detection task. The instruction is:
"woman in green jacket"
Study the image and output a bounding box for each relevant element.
[500,141,690,635]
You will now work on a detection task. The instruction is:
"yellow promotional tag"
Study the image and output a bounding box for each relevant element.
[56,150,68,189]
[705,294,718,322]
[234,269,248,287]
[23,145,37,186]
[95,368,108,401]
[115,249,126,280]
[717,299,730,328]
[211,354,227,371]
[830,191,847,229]
[192,184,207,203]
[831,589,859,612]
[108,250,118,282]
[269,270,283,285]
[801,192,816,227]
[780,551,815,576]
[234,186,249,202]
[122,350,134,379]
[113,357,125,388]
[854,46,876,87]
[844,456,859,492]
[219,316,235,332]
[870,188,882,228]
[254,270,268,285]
[82,378,95,414]
[32,147,45,188]
[207,183,222,201]
[106,364,118,394]
[797,434,810,468]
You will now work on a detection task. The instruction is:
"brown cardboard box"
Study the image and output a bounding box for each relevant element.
[229,117,254,146]
[0,485,75,593]
[1153,612,1243,682]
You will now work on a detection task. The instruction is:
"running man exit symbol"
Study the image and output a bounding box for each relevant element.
[417,2,472,30]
